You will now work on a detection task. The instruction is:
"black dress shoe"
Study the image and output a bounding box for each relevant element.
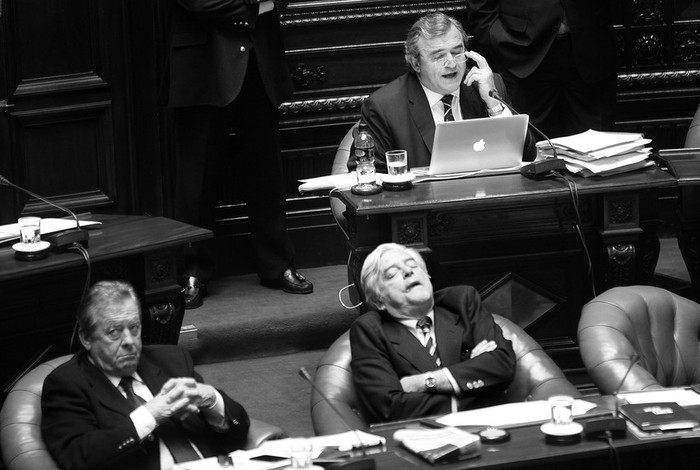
[262,268,313,294]
[181,276,206,309]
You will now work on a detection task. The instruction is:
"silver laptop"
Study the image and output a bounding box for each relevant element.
[424,114,529,176]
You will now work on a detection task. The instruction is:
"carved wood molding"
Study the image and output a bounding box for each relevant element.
[282,1,465,26]
[280,95,367,115]
[617,69,700,89]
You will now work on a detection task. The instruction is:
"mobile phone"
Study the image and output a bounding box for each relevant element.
[690,384,700,395]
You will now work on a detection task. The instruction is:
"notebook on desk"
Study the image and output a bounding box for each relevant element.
[415,114,529,178]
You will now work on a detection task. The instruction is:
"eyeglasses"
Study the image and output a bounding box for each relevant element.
[430,51,468,68]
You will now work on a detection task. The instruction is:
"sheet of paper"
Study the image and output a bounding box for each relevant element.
[175,431,386,470]
[0,218,100,243]
[436,399,597,428]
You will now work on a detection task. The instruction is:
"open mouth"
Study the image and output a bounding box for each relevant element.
[405,280,422,291]
[442,71,458,80]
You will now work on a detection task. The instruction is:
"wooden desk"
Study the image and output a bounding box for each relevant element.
[364,405,700,470]
[0,214,211,391]
[333,166,678,380]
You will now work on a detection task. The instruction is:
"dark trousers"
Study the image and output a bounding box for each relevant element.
[499,35,617,139]
[172,53,294,282]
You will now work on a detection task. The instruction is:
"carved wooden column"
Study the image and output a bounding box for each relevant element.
[598,192,660,291]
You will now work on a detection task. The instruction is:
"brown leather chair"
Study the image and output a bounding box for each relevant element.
[310,314,580,435]
[0,355,286,470]
[578,285,700,395]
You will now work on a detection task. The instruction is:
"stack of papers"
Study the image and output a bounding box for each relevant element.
[536,129,654,177]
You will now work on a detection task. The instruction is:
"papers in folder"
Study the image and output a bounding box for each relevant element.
[394,427,480,463]
[536,129,654,177]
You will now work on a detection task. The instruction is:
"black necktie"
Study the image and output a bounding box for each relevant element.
[416,317,441,366]
[120,377,200,463]
[441,95,455,122]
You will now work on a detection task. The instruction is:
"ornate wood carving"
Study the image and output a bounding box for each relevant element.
[674,29,700,64]
[281,95,366,115]
[291,63,327,88]
[393,215,427,246]
[631,0,664,26]
[428,213,452,237]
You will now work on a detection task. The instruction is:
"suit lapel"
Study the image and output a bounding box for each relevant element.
[407,74,436,155]
[385,314,442,372]
[434,306,464,366]
[138,354,170,396]
[78,352,134,416]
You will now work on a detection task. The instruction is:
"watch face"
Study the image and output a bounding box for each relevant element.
[425,376,437,389]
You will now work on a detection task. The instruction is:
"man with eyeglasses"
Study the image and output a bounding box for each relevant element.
[349,12,536,172]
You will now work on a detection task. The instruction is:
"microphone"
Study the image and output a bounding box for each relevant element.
[0,174,89,250]
[298,367,376,470]
[582,354,640,438]
[487,90,567,177]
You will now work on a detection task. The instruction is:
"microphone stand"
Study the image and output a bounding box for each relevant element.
[0,174,89,250]
[299,367,376,470]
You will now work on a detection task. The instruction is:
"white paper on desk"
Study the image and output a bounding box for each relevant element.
[0,218,101,243]
[298,173,357,194]
[537,129,645,154]
[618,388,700,407]
[258,430,385,454]
[436,399,597,428]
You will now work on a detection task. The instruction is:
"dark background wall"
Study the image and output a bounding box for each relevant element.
[1,0,698,275]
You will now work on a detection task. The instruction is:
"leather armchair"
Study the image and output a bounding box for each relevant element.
[0,355,285,470]
[310,314,579,435]
[578,285,700,395]
[685,103,700,147]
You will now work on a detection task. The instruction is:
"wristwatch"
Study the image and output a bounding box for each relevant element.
[424,372,437,392]
[487,102,505,116]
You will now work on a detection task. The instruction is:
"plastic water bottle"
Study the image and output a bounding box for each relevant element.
[351,121,382,195]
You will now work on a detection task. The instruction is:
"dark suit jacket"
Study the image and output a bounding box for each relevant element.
[41,345,250,470]
[466,0,616,83]
[162,0,293,108]
[350,286,516,424]
[356,72,534,171]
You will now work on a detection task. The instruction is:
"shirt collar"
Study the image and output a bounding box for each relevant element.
[397,309,435,333]
[421,83,461,110]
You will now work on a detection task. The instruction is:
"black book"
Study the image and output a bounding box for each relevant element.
[619,402,700,432]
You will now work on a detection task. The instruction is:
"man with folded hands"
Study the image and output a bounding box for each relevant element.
[350,243,516,423]
[41,280,250,470]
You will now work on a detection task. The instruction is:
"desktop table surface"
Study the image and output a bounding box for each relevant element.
[0,213,212,281]
[362,400,700,470]
[334,165,677,216]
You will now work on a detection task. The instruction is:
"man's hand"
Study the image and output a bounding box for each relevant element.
[470,339,498,359]
[462,50,501,109]
[144,378,216,423]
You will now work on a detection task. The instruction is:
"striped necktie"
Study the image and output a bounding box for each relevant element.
[120,377,200,463]
[416,316,441,366]
[441,95,455,122]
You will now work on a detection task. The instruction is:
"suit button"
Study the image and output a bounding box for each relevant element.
[244,22,249,27]
[240,46,247,53]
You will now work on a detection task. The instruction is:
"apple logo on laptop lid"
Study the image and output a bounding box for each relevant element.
[473,138,486,152]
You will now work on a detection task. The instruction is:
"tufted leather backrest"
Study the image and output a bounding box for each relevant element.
[0,355,285,470]
[0,355,68,470]
[310,314,579,435]
[578,285,700,394]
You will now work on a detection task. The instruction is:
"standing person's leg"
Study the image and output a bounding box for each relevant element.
[231,53,313,294]
[172,105,229,307]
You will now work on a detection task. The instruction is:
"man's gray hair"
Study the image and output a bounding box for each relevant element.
[77,280,140,338]
[360,243,427,310]
[404,12,469,71]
